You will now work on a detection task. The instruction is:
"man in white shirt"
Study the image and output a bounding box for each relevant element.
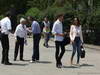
[0,12,12,65]
[52,14,65,68]
[14,18,27,61]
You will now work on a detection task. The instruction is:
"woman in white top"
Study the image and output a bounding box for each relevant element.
[70,17,83,65]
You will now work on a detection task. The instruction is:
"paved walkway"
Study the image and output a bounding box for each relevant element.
[85,44,100,51]
[0,35,100,75]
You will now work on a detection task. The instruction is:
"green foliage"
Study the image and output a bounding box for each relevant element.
[0,0,100,44]
[25,8,40,18]
[44,6,65,20]
[0,15,4,20]
[27,0,55,10]
[17,14,26,23]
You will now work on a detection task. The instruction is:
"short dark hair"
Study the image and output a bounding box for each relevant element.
[5,11,12,17]
[55,13,64,21]
[27,16,35,21]
[56,14,64,19]
[44,16,49,19]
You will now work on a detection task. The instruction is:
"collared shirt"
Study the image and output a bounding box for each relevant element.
[52,19,64,41]
[0,17,12,34]
[14,24,27,39]
[32,21,41,34]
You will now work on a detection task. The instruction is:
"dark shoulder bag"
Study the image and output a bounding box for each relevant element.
[81,45,86,58]
[63,35,70,46]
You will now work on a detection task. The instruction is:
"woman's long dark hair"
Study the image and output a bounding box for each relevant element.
[72,17,80,26]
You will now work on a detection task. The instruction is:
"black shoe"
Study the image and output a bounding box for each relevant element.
[46,45,49,48]
[56,64,62,68]
[43,43,46,47]
[56,60,62,68]
[59,61,62,66]
[20,59,25,61]
[14,59,16,61]
[1,61,4,64]
[4,62,12,65]
[43,44,49,48]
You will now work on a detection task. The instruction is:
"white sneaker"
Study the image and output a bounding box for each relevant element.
[30,60,35,63]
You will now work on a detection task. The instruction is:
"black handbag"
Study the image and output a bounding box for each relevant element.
[81,45,86,58]
[63,36,70,46]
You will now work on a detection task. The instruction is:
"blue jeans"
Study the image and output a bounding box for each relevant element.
[44,33,50,46]
[71,37,81,64]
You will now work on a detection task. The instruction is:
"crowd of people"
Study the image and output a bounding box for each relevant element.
[0,12,84,68]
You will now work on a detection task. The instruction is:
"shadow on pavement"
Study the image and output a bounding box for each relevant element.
[65,49,72,52]
[80,64,94,67]
[12,63,29,66]
[22,60,30,62]
[13,59,30,62]
[63,64,94,69]
[37,61,52,64]
[63,66,79,68]
[48,46,55,48]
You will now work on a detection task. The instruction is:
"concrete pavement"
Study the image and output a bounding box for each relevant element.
[0,35,100,75]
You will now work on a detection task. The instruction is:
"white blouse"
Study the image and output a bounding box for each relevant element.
[70,25,83,43]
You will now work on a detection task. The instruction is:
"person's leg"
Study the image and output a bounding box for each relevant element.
[4,35,12,65]
[43,33,46,46]
[14,37,20,61]
[46,33,50,47]
[4,35,9,63]
[35,34,41,60]
[1,48,5,64]
[32,34,37,61]
[71,41,77,64]
[20,38,24,60]
[1,34,12,65]
[44,33,49,47]
[59,41,65,65]
[1,34,6,64]
[76,38,81,64]
[55,41,60,67]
